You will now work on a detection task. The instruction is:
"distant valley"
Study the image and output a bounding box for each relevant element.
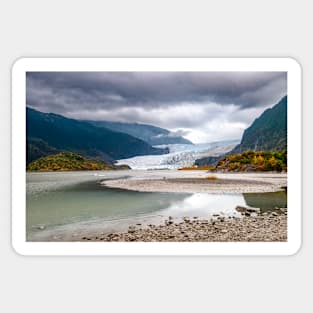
[27,96,287,172]
[85,120,192,146]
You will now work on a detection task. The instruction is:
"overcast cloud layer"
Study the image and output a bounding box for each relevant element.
[26,72,287,143]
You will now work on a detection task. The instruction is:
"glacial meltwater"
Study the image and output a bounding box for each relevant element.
[26,171,287,241]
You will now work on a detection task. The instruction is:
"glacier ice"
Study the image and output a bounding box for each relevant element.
[116,140,239,170]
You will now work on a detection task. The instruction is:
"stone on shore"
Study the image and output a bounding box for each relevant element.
[235,205,260,214]
[81,209,287,242]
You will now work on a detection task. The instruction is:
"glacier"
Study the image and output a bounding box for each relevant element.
[116,139,239,170]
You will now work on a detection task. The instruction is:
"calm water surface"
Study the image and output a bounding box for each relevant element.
[27,171,287,241]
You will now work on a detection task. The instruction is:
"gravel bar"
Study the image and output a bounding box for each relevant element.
[81,209,287,242]
[101,172,287,194]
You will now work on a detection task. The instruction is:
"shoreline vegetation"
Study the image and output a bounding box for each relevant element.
[27,150,287,174]
[81,208,287,242]
[26,152,130,172]
[179,150,287,172]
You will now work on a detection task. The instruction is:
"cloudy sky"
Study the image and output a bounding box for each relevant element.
[26,71,287,143]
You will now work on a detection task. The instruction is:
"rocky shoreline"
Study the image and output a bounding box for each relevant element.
[81,208,287,242]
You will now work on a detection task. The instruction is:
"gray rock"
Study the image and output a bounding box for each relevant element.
[236,205,260,214]
[128,226,136,233]
[235,206,248,213]
[246,207,261,214]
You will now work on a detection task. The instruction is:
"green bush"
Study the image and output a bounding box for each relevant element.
[215,150,287,172]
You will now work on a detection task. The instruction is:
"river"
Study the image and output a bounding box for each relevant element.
[26,171,287,241]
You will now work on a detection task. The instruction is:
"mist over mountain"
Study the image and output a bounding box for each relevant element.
[85,120,192,146]
[26,108,168,164]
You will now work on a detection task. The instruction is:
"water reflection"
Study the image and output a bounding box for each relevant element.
[26,172,287,241]
[160,193,245,218]
[243,191,287,212]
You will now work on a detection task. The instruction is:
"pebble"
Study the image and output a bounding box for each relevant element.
[81,209,287,242]
[128,226,136,233]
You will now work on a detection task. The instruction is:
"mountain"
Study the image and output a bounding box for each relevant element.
[27,137,61,163]
[232,96,287,153]
[26,108,168,164]
[195,96,287,166]
[85,120,192,146]
[27,152,130,172]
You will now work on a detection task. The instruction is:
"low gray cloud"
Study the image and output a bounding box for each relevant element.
[167,129,190,138]
[26,71,287,143]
